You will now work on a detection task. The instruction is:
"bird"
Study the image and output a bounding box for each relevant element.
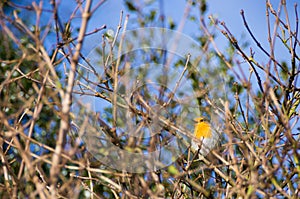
[190,117,220,157]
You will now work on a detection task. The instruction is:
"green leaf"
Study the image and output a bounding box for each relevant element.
[125,1,137,12]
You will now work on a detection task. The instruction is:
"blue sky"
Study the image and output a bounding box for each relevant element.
[60,0,299,133]
[85,1,298,38]
[71,0,299,99]
[64,0,298,64]
[75,0,298,84]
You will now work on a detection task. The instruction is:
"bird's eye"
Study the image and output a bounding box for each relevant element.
[194,117,205,123]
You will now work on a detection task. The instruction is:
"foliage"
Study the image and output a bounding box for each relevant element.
[0,0,299,198]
